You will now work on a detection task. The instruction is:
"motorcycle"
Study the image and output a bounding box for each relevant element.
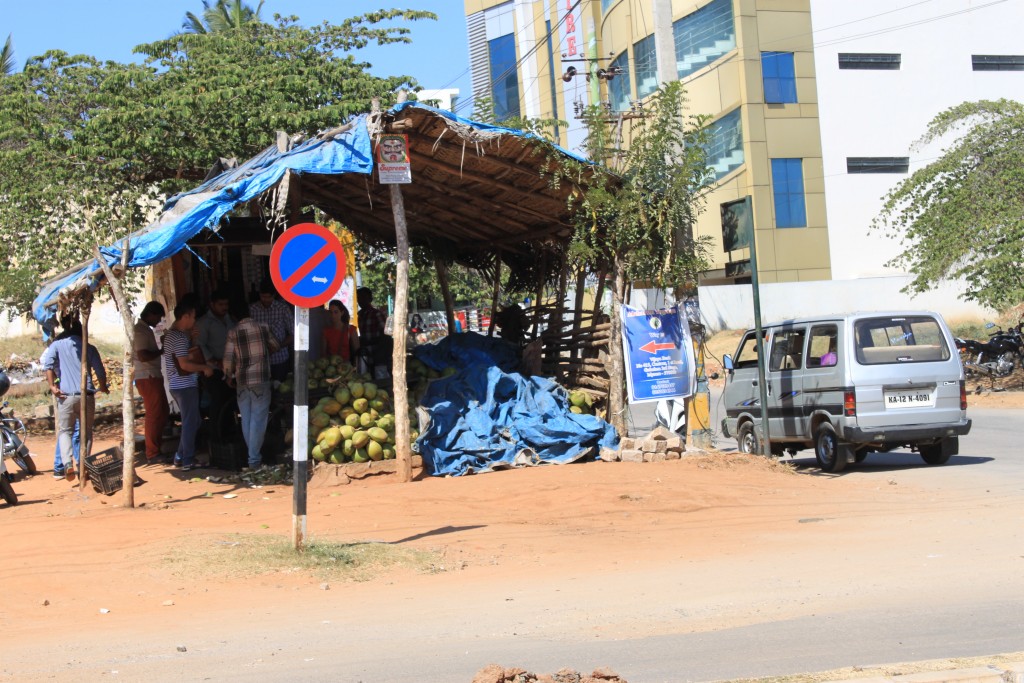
[0,368,37,479]
[955,320,1024,379]
[0,370,20,505]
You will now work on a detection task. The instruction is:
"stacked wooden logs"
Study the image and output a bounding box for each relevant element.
[540,315,611,399]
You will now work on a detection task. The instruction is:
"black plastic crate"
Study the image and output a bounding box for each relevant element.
[85,447,124,495]
[209,438,248,471]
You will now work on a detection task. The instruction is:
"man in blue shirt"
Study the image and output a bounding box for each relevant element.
[43,317,109,481]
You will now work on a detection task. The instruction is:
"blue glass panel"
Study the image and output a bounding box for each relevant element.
[762,52,797,104]
[705,108,744,180]
[771,158,807,228]
[489,34,521,121]
[602,0,617,13]
[634,34,658,99]
[608,51,632,112]
[674,0,736,80]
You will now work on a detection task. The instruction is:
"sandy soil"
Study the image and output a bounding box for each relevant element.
[1,407,1021,681]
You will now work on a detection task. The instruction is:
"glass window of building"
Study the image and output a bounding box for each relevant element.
[761,52,797,103]
[488,34,521,121]
[705,108,744,181]
[838,53,901,70]
[771,158,807,228]
[674,0,736,80]
[847,157,910,174]
[972,55,1024,71]
[633,35,658,100]
[608,51,632,112]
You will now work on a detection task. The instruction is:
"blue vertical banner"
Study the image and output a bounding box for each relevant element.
[621,303,696,404]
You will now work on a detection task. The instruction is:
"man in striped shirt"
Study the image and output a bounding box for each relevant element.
[223,309,280,469]
[163,301,214,471]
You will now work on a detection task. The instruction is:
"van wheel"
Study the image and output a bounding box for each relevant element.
[737,422,761,455]
[920,440,951,465]
[814,423,846,473]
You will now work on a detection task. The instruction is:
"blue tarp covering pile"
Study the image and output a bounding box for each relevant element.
[413,333,619,476]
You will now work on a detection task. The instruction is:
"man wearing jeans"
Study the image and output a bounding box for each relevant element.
[223,309,279,470]
[163,301,213,471]
[42,317,108,481]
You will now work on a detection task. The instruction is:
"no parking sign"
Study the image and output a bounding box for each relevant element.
[269,223,347,308]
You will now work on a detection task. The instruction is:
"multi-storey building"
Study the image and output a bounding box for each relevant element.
[462,0,1023,313]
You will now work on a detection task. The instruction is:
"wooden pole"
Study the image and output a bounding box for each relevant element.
[591,268,607,320]
[78,292,93,489]
[434,257,456,335]
[570,268,587,360]
[378,94,413,483]
[531,252,548,340]
[487,251,502,337]
[94,243,137,508]
[607,254,627,437]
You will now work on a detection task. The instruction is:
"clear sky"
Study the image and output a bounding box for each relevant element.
[4,1,471,97]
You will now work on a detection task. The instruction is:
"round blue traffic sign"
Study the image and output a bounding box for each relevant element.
[269,223,347,308]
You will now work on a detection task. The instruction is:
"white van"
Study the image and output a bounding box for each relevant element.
[721,311,971,472]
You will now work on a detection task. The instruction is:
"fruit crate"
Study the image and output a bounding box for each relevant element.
[85,447,124,495]
[209,438,248,471]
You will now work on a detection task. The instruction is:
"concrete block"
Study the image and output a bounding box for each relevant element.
[665,451,681,460]
[664,436,683,451]
[640,439,659,453]
[647,426,674,440]
[649,452,668,462]
[620,449,644,463]
[619,437,635,450]
[599,447,620,462]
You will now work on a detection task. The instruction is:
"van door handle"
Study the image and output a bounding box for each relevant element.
[752,380,758,386]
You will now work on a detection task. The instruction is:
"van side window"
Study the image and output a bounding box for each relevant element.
[769,329,806,371]
[807,325,838,368]
[734,332,761,369]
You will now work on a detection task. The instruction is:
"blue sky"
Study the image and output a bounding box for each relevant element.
[4,1,471,95]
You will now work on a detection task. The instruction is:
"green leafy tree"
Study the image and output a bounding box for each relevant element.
[0,10,435,312]
[182,0,265,34]
[873,99,1024,311]
[1,34,13,75]
[550,81,715,433]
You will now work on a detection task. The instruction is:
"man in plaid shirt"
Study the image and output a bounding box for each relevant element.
[223,308,280,469]
[250,282,293,381]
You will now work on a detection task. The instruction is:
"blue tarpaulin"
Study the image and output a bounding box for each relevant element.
[413,334,618,476]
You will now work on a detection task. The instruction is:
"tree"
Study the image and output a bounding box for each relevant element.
[1,34,13,75]
[0,10,436,312]
[873,99,1024,311]
[182,0,265,34]
[551,81,715,434]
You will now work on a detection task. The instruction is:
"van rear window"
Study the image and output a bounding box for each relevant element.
[854,316,951,365]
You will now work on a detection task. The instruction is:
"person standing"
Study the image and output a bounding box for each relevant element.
[163,301,214,471]
[197,290,236,428]
[249,282,293,382]
[322,300,359,363]
[356,287,391,378]
[42,317,108,482]
[134,301,170,464]
[223,309,280,470]
[43,325,82,479]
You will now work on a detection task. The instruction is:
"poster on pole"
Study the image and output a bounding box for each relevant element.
[620,303,696,404]
[376,133,412,184]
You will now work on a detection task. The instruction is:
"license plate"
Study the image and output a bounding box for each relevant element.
[884,390,934,409]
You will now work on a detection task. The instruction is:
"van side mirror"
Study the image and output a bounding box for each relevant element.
[723,354,734,371]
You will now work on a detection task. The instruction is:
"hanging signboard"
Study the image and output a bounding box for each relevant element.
[620,303,696,404]
[376,133,412,184]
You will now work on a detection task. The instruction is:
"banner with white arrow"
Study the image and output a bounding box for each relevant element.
[620,303,696,404]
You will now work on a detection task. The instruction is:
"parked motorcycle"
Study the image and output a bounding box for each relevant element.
[0,371,19,505]
[955,320,1024,379]
[0,368,37,478]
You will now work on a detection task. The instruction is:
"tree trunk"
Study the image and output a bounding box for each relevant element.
[94,244,137,508]
[390,184,412,484]
[607,255,627,437]
[78,295,93,490]
[435,257,456,335]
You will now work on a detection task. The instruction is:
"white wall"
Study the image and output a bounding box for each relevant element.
[697,277,997,333]
[1,299,136,348]
[810,0,1024,281]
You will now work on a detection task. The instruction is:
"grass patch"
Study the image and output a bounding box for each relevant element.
[0,334,46,362]
[162,533,445,582]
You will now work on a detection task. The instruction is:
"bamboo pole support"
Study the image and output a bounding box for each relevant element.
[94,242,137,508]
[488,251,501,337]
[607,255,627,437]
